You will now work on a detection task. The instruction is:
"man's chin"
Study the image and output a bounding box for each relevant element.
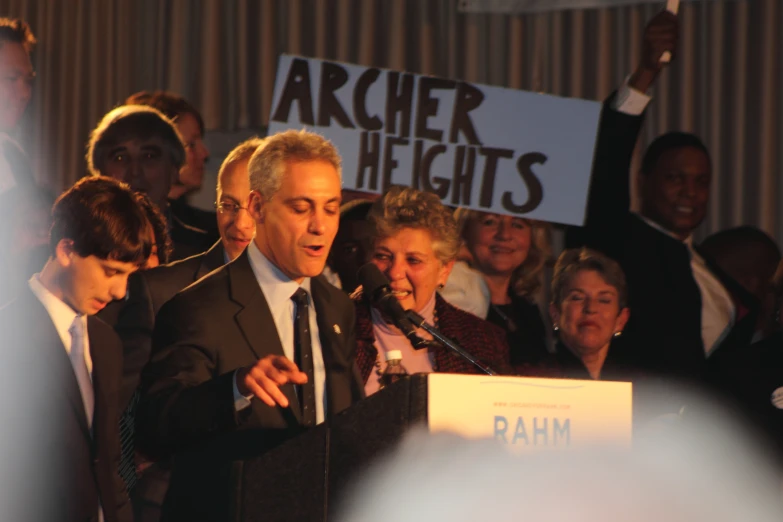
[290,261,328,281]
[673,217,705,238]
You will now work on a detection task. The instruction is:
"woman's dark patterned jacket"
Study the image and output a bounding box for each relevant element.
[354,293,515,382]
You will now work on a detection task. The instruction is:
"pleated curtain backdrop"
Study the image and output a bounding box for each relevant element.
[1,0,781,243]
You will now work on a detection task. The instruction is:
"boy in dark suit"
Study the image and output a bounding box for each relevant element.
[0,176,152,522]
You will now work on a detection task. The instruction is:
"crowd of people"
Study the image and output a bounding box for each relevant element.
[1,9,782,522]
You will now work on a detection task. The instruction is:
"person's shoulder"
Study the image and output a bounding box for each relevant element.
[437,294,505,338]
[179,261,231,298]
[313,274,352,306]
[157,261,232,317]
[0,294,24,326]
[143,251,206,284]
[170,199,218,235]
[0,286,39,321]
[87,313,123,342]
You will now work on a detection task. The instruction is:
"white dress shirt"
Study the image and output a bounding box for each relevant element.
[28,274,93,375]
[638,217,736,356]
[28,275,103,521]
[233,242,327,424]
[612,80,653,115]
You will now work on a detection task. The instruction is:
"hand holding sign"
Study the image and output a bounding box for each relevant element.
[628,9,679,93]
[659,0,680,63]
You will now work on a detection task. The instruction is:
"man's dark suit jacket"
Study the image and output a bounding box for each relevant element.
[136,249,364,522]
[566,93,758,391]
[0,288,132,522]
[168,199,220,261]
[98,240,226,407]
[96,241,226,519]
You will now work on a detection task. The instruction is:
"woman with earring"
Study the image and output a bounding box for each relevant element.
[548,247,630,380]
[355,186,514,396]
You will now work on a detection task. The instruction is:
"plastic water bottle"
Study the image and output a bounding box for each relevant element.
[380,350,408,389]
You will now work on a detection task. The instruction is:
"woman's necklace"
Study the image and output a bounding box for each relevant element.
[490,303,518,333]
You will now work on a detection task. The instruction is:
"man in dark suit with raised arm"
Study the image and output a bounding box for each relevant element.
[136,129,363,522]
[0,176,151,522]
[568,11,757,396]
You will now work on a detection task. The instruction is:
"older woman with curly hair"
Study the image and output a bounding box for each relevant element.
[356,187,514,395]
[442,209,551,367]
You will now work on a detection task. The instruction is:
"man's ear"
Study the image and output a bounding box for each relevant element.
[54,239,75,268]
[248,190,265,223]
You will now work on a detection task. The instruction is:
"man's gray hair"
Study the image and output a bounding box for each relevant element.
[247,129,342,200]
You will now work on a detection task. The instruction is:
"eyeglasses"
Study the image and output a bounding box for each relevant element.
[215,201,249,216]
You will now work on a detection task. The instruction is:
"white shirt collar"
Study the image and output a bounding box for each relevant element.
[636,212,693,245]
[28,274,92,372]
[28,274,80,340]
[246,241,312,307]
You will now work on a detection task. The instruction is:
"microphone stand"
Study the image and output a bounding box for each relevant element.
[406,310,498,376]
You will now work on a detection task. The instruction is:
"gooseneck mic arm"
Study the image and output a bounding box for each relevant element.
[405,310,498,376]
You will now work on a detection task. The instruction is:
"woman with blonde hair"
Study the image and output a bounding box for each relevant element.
[443,209,551,367]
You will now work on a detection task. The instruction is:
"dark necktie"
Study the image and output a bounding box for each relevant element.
[291,288,316,427]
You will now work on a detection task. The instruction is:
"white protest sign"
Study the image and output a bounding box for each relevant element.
[268,55,601,226]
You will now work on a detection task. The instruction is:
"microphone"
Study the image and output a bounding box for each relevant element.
[357,263,430,350]
[406,309,497,376]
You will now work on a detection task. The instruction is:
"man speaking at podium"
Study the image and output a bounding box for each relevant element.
[136,129,364,522]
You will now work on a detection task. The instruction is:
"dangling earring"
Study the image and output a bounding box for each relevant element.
[613,331,622,338]
[553,324,560,332]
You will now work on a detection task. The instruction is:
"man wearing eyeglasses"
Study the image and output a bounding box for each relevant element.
[214,138,264,261]
[110,136,265,522]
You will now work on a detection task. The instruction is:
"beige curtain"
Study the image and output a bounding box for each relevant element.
[2,0,781,243]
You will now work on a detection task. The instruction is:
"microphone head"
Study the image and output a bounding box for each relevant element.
[357,263,390,302]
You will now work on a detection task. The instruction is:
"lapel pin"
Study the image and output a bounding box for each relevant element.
[333,324,341,335]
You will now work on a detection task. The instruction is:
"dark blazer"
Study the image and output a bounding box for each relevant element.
[136,249,364,522]
[355,293,514,381]
[168,199,220,261]
[0,288,132,522]
[99,240,226,407]
[566,93,758,387]
[712,333,783,463]
[485,292,549,367]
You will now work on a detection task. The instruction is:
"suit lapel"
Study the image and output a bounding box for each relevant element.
[196,240,226,280]
[228,251,301,422]
[87,318,113,446]
[23,294,92,440]
[311,276,354,416]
